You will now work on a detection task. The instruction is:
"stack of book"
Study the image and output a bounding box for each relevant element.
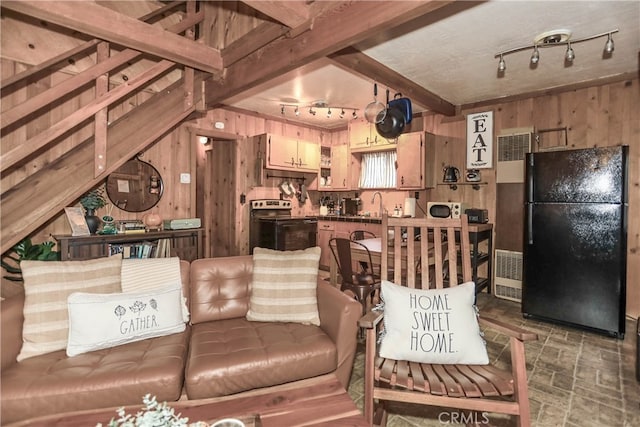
[117,220,146,234]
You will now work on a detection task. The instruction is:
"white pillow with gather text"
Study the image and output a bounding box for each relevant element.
[379,280,489,365]
[66,283,185,357]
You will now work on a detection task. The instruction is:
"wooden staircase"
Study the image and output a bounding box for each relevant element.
[0,1,206,254]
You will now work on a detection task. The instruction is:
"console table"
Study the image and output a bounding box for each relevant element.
[54,229,203,262]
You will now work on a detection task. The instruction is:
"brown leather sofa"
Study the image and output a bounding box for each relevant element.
[1,256,361,424]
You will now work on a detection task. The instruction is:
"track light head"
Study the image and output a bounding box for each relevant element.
[326,108,332,118]
[339,109,345,118]
[498,55,506,72]
[295,106,300,116]
[604,33,614,54]
[530,45,540,64]
[309,107,316,116]
[281,106,285,115]
[565,42,575,62]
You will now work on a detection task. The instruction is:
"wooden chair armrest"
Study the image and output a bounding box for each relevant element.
[358,310,384,329]
[478,315,538,342]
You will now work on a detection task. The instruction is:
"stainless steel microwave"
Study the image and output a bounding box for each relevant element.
[426,202,467,219]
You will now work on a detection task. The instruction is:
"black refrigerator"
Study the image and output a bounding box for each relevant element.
[523,146,628,338]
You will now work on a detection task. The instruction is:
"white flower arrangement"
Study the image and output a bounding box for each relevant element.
[96,394,243,427]
[98,394,191,427]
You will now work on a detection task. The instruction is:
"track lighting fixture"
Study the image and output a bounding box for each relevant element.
[495,29,618,73]
[280,102,359,120]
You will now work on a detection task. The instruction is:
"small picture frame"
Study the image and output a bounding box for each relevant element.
[64,207,90,236]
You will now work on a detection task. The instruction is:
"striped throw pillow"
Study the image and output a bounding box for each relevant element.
[120,257,189,322]
[18,256,122,361]
[247,247,321,326]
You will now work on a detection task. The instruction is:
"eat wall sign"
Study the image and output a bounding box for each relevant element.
[466,111,493,169]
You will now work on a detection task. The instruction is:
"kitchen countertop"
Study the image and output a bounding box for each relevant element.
[317,215,382,224]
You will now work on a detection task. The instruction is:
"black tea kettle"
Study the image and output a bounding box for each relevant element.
[443,166,460,183]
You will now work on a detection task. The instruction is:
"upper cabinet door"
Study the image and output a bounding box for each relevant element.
[296,139,320,172]
[265,134,319,172]
[330,144,349,189]
[348,119,373,151]
[268,134,300,169]
[396,132,424,189]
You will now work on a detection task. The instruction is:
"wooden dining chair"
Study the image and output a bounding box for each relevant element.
[329,237,381,317]
[350,230,378,274]
[359,214,538,427]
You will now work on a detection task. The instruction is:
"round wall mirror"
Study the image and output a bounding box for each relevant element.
[106,158,163,212]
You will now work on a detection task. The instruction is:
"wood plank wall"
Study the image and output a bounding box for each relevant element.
[2,48,637,317]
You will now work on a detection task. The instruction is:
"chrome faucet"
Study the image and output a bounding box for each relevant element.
[371,191,385,217]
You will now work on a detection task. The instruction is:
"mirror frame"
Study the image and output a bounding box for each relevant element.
[105,158,164,212]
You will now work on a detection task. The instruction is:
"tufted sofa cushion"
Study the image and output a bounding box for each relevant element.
[185,255,358,400]
[0,329,190,424]
[185,318,336,399]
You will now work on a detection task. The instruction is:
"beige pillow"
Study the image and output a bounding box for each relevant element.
[18,256,122,361]
[247,247,321,326]
[120,257,189,322]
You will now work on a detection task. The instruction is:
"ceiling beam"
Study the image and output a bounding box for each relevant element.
[222,21,289,67]
[206,1,454,105]
[242,1,310,28]
[329,47,456,116]
[2,1,221,73]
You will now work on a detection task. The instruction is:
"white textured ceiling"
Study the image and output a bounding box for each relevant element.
[227,1,640,129]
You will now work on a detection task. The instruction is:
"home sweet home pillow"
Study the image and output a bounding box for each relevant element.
[379,280,489,365]
[18,257,122,361]
[247,246,321,326]
[66,283,185,357]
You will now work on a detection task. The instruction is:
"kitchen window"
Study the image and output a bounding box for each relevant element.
[358,150,397,188]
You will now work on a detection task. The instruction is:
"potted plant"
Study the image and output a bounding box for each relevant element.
[1,238,60,282]
[80,189,107,234]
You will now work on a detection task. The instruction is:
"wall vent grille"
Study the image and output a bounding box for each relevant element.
[494,249,523,302]
[496,127,533,183]
[497,133,530,162]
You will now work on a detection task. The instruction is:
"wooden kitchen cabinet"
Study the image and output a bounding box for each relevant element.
[396,131,437,189]
[258,133,319,172]
[348,119,394,152]
[317,221,335,269]
[319,144,349,191]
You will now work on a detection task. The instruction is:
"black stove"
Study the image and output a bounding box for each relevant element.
[249,199,317,253]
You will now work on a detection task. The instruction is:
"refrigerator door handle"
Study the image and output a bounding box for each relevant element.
[527,203,533,244]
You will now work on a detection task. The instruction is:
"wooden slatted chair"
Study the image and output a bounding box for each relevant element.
[359,214,538,427]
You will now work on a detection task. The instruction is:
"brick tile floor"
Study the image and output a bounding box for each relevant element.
[346,292,640,426]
